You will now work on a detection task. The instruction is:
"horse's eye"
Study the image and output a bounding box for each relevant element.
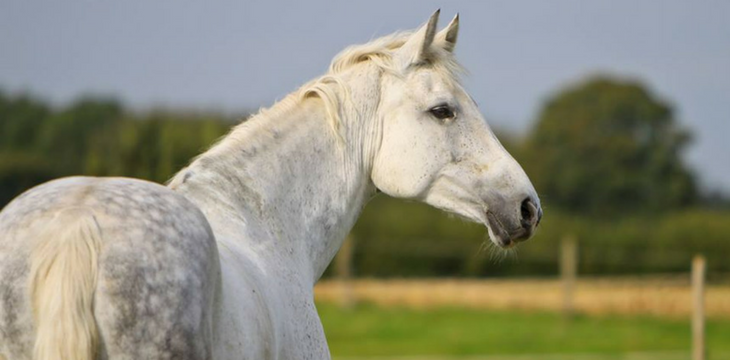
[429,105,455,120]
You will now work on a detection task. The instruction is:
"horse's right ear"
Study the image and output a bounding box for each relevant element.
[395,10,440,68]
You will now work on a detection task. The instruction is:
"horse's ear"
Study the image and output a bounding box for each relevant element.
[435,13,459,53]
[396,9,440,67]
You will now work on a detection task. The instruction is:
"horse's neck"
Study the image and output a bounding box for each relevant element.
[172,85,377,283]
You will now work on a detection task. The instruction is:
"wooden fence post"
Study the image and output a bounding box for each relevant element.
[692,255,706,360]
[561,235,577,319]
[334,235,355,308]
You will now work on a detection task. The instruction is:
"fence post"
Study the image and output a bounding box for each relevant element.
[692,255,706,360]
[561,235,577,319]
[334,234,355,308]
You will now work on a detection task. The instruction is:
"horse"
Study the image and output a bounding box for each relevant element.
[0,11,542,360]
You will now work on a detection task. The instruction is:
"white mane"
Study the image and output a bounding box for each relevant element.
[169,29,466,189]
[239,31,466,141]
[303,31,464,133]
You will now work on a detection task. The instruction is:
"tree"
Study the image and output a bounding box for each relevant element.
[524,76,696,215]
[37,97,123,175]
[0,92,50,151]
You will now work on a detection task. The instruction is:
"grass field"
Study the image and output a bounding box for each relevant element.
[317,302,730,360]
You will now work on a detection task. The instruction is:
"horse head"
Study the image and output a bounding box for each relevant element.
[371,11,542,248]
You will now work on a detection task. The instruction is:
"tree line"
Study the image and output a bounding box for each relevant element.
[0,91,234,206]
[1,76,726,276]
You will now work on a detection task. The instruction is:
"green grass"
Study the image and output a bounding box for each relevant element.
[317,302,730,358]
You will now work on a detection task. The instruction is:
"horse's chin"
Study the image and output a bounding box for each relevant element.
[485,211,517,249]
[485,232,516,249]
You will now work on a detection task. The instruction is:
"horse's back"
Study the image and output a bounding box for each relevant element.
[0,177,220,360]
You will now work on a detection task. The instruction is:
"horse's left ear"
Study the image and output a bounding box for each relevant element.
[396,9,440,67]
[435,13,459,53]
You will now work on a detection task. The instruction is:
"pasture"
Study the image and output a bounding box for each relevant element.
[317,301,730,359]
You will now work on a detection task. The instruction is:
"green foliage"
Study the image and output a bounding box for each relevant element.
[38,97,124,175]
[523,76,697,215]
[318,302,730,357]
[0,91,235,195]
[85,112,230,183]
[346,196,730,278]
[0,151,59,206]
[1,88,727,278]
[0,92,50,151]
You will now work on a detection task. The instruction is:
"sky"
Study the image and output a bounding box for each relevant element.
[1,1,729,192]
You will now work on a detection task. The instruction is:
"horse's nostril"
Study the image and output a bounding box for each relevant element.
[520,197,536,226]
[516,197,540,242]
[520,201,530,220]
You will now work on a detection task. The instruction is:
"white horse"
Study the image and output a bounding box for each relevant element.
[0,11,541,360]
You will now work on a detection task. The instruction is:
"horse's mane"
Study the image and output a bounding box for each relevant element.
[297,31,465,137]
[172,30,465,182]
[243,31,465,138]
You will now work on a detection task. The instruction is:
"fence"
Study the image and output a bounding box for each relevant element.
[324,236,713,360]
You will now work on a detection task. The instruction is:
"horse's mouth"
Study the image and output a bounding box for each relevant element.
[486,211,511,248]
[486,211,531,249]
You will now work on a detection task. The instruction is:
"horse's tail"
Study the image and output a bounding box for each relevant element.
[28,207,103,360]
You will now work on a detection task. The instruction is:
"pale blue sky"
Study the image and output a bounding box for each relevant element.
[1,1,729,192]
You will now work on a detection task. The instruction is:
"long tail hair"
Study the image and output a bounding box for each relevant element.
[28,208,102,360]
